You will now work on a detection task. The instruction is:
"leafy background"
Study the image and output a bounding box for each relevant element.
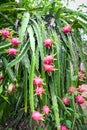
[0,0,87,130]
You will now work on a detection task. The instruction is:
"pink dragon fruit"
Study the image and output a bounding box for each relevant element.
[33,77,44,87]
[42,105,50,115]
[60,125,68,130]
[75,95,85,104]
[0,76,3,81]
[68,86,77,94]
[62,25,71,34]
[44,38,53,47]
[1,29,10,38]
[62,97,70,105]
[32,111,43,122]
[7,48,18,55]
[44,55,54,65]
[11,38,20,46]
[35,86,45,96]
[44,64,55,72]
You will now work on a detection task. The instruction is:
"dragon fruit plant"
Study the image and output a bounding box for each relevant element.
[0,1,87,130]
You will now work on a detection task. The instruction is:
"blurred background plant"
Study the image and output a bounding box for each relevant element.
[0,0,87,130]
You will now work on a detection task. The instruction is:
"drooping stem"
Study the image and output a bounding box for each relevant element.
[29,55,35,112]
[49,77,60,130]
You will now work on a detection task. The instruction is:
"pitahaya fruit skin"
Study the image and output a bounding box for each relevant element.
[68,86,77,94]
[62,25,71,34]
[42,105,50,115]
[75,95,85,104]
[62,97,70,105]
[33,77,43,87]
[35,86,45,96]
[60,125,68,130]
[11,38,20,46]
[44,55,54,65]
[32,111,43,122]
[7,48,18,55]
[1,29,10,38]
[44,38,53,47]
[44,64,55,72]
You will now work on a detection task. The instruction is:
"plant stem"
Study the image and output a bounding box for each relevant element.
[24,68,28,113]
[29,55,35,112]
[49,77,60,130]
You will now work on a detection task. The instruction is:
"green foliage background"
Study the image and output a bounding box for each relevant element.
[0,0,87,130]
